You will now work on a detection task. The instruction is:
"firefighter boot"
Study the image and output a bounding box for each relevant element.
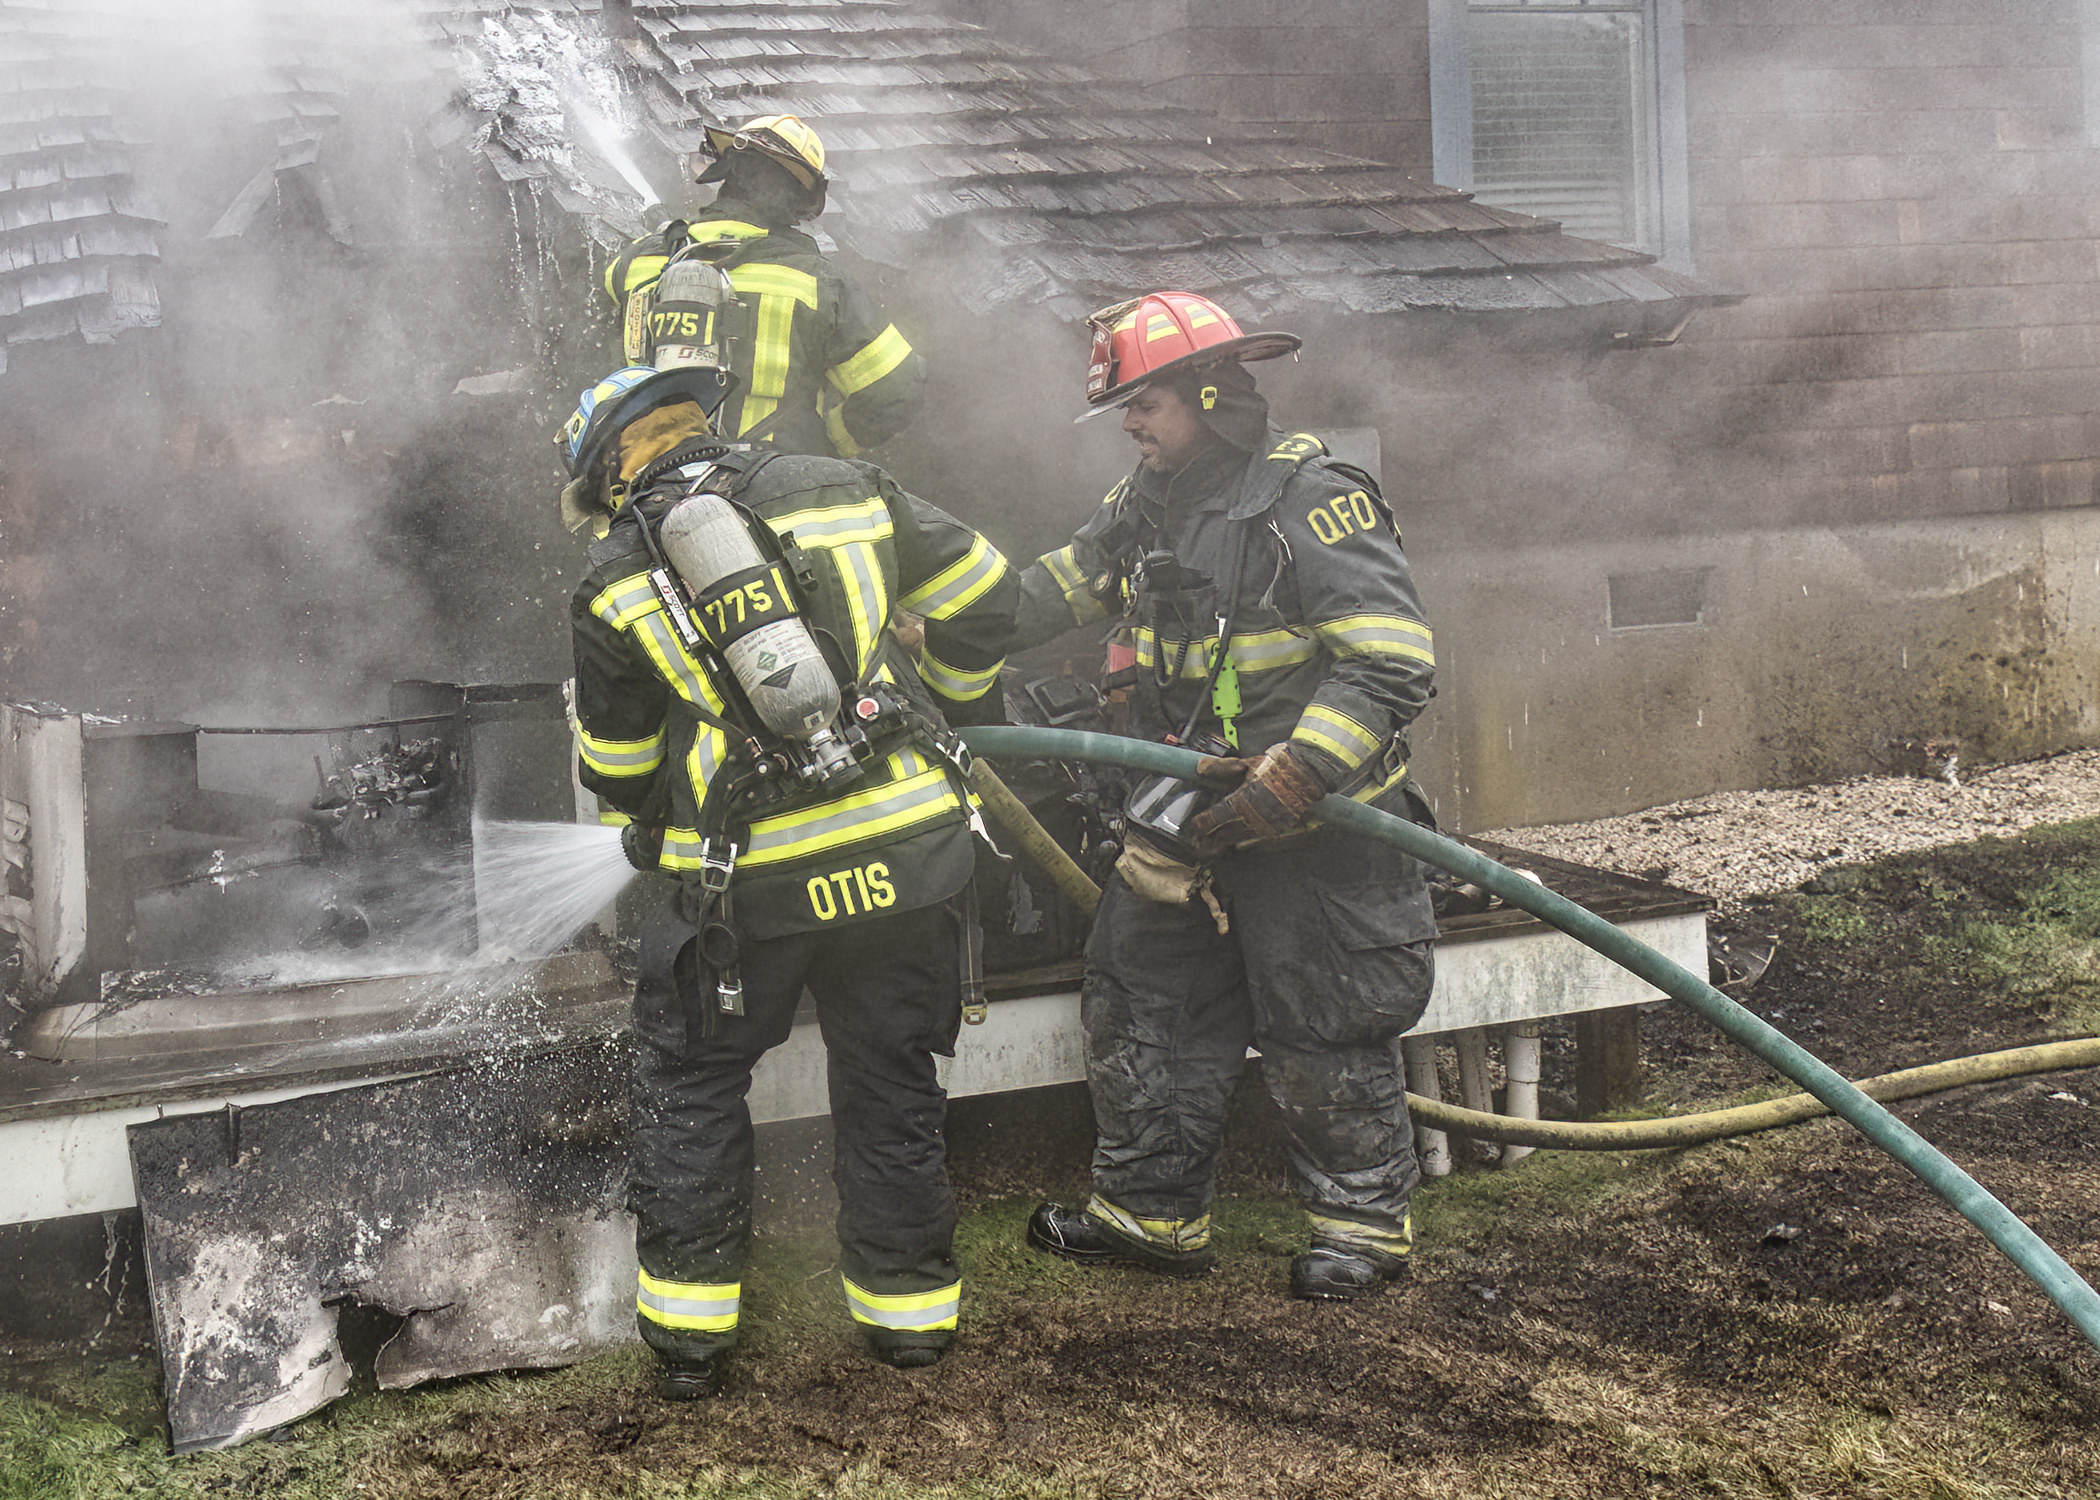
[865,1328,952,1369]
[653,1350,731,1400]
[1289,1241,1411,1301]
[1026,1201,1214,1278]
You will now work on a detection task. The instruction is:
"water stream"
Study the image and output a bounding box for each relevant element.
[470,818,637,962]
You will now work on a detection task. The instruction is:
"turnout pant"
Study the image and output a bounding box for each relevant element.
[629,898,965,1365]
[1082,826,1436,1255]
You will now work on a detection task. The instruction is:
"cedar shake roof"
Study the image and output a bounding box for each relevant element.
[0,1,162,367]
[0,0,1723,369]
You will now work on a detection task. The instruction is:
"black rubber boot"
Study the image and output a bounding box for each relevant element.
[866,1329,952,1369]
[1289,1242,1411,1301]
[1025,1201,1214,1278]
[653,1351,731,1400]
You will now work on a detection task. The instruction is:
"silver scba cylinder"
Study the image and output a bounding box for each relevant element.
[647,257,735,371]
[658,491,861,786]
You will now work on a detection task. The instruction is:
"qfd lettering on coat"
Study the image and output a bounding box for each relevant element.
[1306,491,1380,545]
[807,862,897,921]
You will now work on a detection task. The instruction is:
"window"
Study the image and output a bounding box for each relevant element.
[1430,0,1690,269]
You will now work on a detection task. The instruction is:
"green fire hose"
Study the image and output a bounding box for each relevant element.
[959,724,2100,1353]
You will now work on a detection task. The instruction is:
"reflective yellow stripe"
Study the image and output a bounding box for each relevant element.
[688,720,728,793]
[592,577,740,790]
[901,534,1008,621]
[612,251,667,300]
[1132,626,1213,680]
[1041,544,1086,600]
[767,497,892,546]
[1346,756,1410,805]
[658,823,707,869]
[1086,1194,1211,1251]
[1228,626,1317,673]
[1309,1212,1413,1255]
[1316,615,1435,665]
[685,218,769,245]
[739,762,962,868]
[832,539,888,675]
[726,264,819,437]
[758,500,894,673]
[590,573,663,632]
[916,649,1000,701]
[663,743,953,869]
[823,400,859,457]
[828,323,912,395]
[1293,725,1363,769]
[637,1269,740,1333]
[578,727,666,776]
[841,1275,959,1332]
[730,263,821,309]
[1131,624,1316,677]
[1293,703,1382,770]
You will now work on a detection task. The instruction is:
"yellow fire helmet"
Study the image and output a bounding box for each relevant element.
[694,114,827,195]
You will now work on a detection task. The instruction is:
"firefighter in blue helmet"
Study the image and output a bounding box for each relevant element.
[558,311,1015,1395]
[1012,291,1439,1300]
[602,114,925,460]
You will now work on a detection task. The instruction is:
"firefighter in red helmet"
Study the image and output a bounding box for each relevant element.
[1012,291,1439,1299]
[602,114,926,460]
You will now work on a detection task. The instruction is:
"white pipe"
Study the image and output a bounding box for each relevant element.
[1454,1026,1495,1167]
[1402,1035,1452,1178]
[1501,1022,1542,1166]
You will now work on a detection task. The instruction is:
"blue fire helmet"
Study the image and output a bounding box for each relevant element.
[558,364,737,483]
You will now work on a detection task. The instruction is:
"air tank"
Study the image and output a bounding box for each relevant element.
[659,491,860,785]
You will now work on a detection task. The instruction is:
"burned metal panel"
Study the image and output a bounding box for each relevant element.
[130,1042,634,1453]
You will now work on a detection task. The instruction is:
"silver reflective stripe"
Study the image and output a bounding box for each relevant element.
[637,1285,739,1325]
[842,1283,960,1330]
[902,535,1006,620]
[635,610,718,707]
[593,575,660,629]
[832,538,889,673]
[767,502,892,545]
[580,734,664,770]
[742,769,958,865]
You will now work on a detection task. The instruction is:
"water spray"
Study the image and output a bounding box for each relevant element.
[566,93,660,204]
[470,817,637,961]
[957,724,2100,1354]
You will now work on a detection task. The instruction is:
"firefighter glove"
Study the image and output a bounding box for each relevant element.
[622,822,667,872]
[1185,743,1327,853]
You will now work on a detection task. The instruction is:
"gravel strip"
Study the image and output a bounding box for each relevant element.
[1481,749,2100,912]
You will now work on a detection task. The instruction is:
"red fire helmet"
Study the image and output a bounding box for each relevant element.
[1081,290,1301,417]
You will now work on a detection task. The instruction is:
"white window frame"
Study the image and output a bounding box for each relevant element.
[1429,0,1693,273]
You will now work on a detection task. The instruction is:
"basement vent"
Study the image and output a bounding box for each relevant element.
[1608,568,1710,630]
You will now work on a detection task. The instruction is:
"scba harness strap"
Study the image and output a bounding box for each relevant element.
[1106,433,1338,749]
[619,455,993,1032]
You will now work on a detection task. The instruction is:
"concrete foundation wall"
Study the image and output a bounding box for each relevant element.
[1410,507,2100,831]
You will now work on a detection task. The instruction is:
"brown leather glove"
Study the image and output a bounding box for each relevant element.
[1184,743,1327,854]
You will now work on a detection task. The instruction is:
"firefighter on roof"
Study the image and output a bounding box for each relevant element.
[1012,290,1440,1300]
[559,291,1015,1396]
[601,114,926,460]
